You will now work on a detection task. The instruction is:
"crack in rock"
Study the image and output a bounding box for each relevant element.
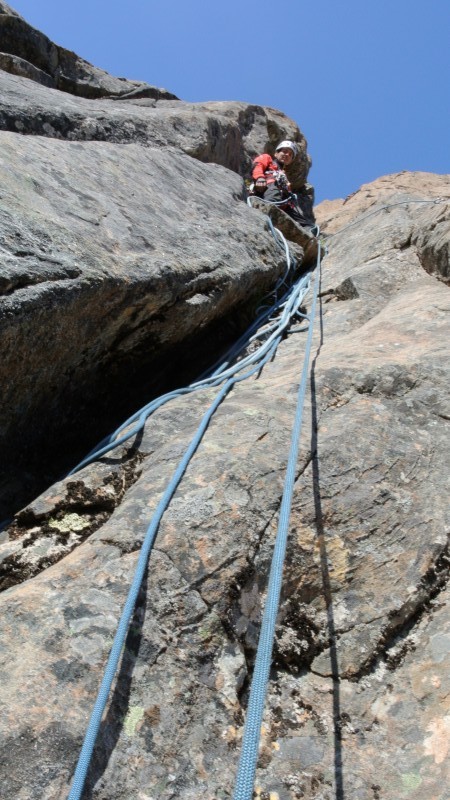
[0,452,144,591]
[344,540,450,681]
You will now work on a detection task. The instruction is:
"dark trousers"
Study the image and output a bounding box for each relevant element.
[262,183,315,228]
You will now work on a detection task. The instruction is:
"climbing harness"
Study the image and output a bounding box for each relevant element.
[66,219,321,800]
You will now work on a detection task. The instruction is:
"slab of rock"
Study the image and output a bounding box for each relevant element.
[0,70,310,183]
[0,129,301,517]
[0,5,311,181]
[0,7,313,517]
[0,50,55,86]
[317,171,450,284]
[0,6,177,99]
[0,170,448,800]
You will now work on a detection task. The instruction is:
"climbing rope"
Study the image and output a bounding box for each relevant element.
[67,370,259,800]
[69,224,298,476]
[322,197,448,240]
[247,192,318,235]
[66,190,447,799]
[67,220,320,800]
[231,195,448,798]
[232,238,321,800]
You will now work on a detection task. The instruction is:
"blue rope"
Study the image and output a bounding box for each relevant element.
[67,344,283,800]
[231,197,446,799]
[67,379,228,799]
[324,197,448,240]
[67,228,318,800]
[68,236,303,476]
[232,240,322,800]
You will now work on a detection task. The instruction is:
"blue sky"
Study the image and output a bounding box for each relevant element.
[9,0,450,203]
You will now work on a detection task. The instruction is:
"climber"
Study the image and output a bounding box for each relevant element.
[250,140,315,228]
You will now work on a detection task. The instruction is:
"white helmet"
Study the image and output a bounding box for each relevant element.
[275,140,299,158]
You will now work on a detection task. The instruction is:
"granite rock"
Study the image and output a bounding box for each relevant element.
[0,130,297,516]
[0,5,177,99]
[0,172,448,799]
[0,8,449,800]
[0,70,310,183]
[0,9,313,516]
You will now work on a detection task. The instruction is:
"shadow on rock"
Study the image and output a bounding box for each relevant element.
[82,568,149,799]
[310,287,345,800]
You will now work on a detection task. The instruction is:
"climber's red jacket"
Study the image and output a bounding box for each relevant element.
[252,154,283,184]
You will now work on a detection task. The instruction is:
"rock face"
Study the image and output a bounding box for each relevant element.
[1,8,450,800]
[0,70,310,183]
[0,129,294,517]
[0,12,312,517]
[0,2,177,99]
[1,179,448,800]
